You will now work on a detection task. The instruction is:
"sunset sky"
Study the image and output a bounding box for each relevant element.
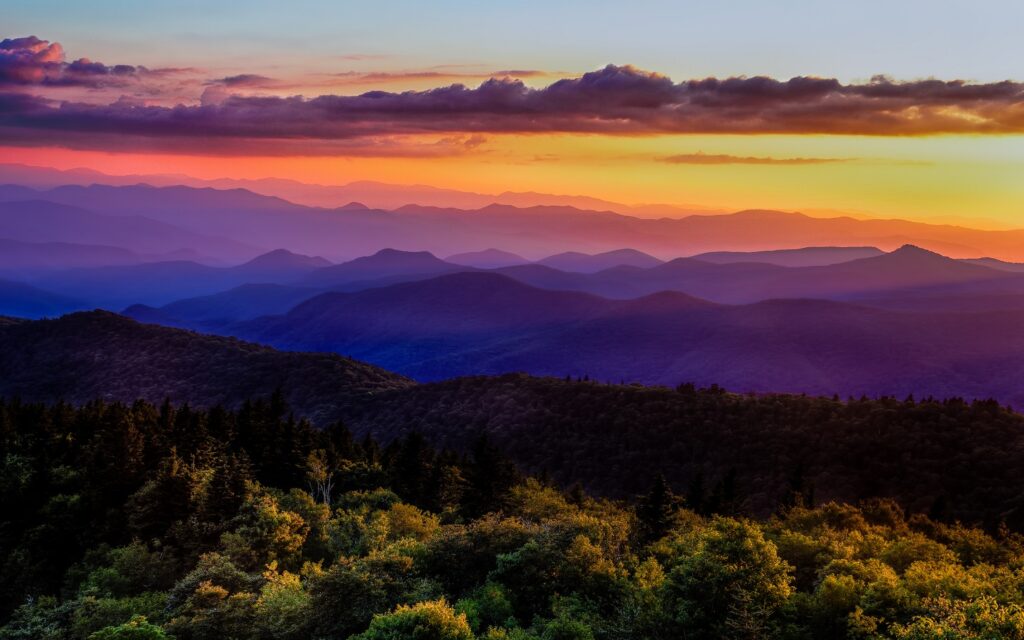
[3,1,1024,224]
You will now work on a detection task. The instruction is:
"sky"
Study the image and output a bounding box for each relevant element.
[2,1,1024,224]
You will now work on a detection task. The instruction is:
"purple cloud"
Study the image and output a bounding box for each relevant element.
[0,35,182,88]
[212,74,277,88]
[1,37,1023,156]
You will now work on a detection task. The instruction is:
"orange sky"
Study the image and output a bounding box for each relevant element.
[1,26,1022,227]
[4,131,1023,229]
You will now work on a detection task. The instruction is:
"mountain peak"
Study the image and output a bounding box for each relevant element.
[445,248,529,268]
[538,248,663,272]
[299,248,457,288]
[877,244,959,266]
[339,201,370,210]
[371,248,439,260]
[238,248,332,270]
[892,244,937,256]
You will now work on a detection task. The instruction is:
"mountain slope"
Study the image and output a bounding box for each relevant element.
[445,248,529,268]
[532,245,1023,303]
[300,248,466,288]
[691,246,884,267]
[0,311,411,423]
[124,283,321,329]
[0,199,256,260]
[964,257,1024,273]
[0,280,88,318]
[35,249,333,309]
[227,271,1024,405]
[238,272,615,367]
[233,248,332,278]
[537,249,664,272]
[346,374,1024,523]
[0,238,142,275]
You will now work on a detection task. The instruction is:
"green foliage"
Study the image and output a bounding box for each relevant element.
[660,517,793,640]
[455,583,515,633]
[350,599,474,640]
[3,395,1024,640]
[890,597,1024,639]
[71,593,168,640]
[87,616,169,640]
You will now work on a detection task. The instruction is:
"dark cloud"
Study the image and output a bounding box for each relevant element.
[0,35,172,88]
[662,152,848,165]
[213,74,277,88]
[0,36,65,85]
[1,37,1023,156]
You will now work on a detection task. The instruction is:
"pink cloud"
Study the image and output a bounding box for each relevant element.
[1,35,1023,156]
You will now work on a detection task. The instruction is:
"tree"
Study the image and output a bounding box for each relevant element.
[889,596,1024,639]
[126,450,195,540]
[87,616,169,640]
[307,559,396,638]
[661,518,793,640]
[389,432,434,508]
[461,435,518,518]
[636,474,678,544]
[305,449,336,505]
[350,599,474,640]
[220,484,309,571]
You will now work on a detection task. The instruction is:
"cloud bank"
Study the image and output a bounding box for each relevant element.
[0,36,180,88]
[2,36,1023,156]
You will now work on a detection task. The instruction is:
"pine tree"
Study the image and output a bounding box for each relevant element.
[636,473,678,544]
[461,434,518,518]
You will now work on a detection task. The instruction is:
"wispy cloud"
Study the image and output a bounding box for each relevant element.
[662,152,848,165]
[327,68,551,85]
[212,74,277,88]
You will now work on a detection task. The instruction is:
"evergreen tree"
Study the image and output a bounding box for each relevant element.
[636,473,678,544]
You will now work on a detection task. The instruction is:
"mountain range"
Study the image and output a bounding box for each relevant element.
[33,248,331,309]
[3,180,1024,262]
[690,246,884,267]
[0,162,726,215]
[217,270,1024,406]
[3,310,1024,524]
[111,243,1024,335]
[4,174,1024,410]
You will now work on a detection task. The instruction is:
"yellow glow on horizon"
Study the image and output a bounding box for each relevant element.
[2,132,1022,227]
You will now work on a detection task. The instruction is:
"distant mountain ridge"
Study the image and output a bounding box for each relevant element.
[0,279,87,318]
[300,248,464,289]
[223,269,1024,406]
[445,248,529,268]
[537,249,664,272]
[3,179,1024,261]
[0,199,256,261]
[0,162,725,215]
[692,246,884,267]
[111,245,1024,332]
[0,311,410,424]
[30,249,335,310]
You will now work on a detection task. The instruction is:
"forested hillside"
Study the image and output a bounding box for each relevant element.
[349,374,1024,527]
[0,311,410,424]
[4,313,1024,531]
[3,397,1024,639]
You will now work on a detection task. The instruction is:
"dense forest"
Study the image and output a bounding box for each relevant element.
[6,313,1024,532]
[350,374,1024,527]
[4,396,1024,639]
